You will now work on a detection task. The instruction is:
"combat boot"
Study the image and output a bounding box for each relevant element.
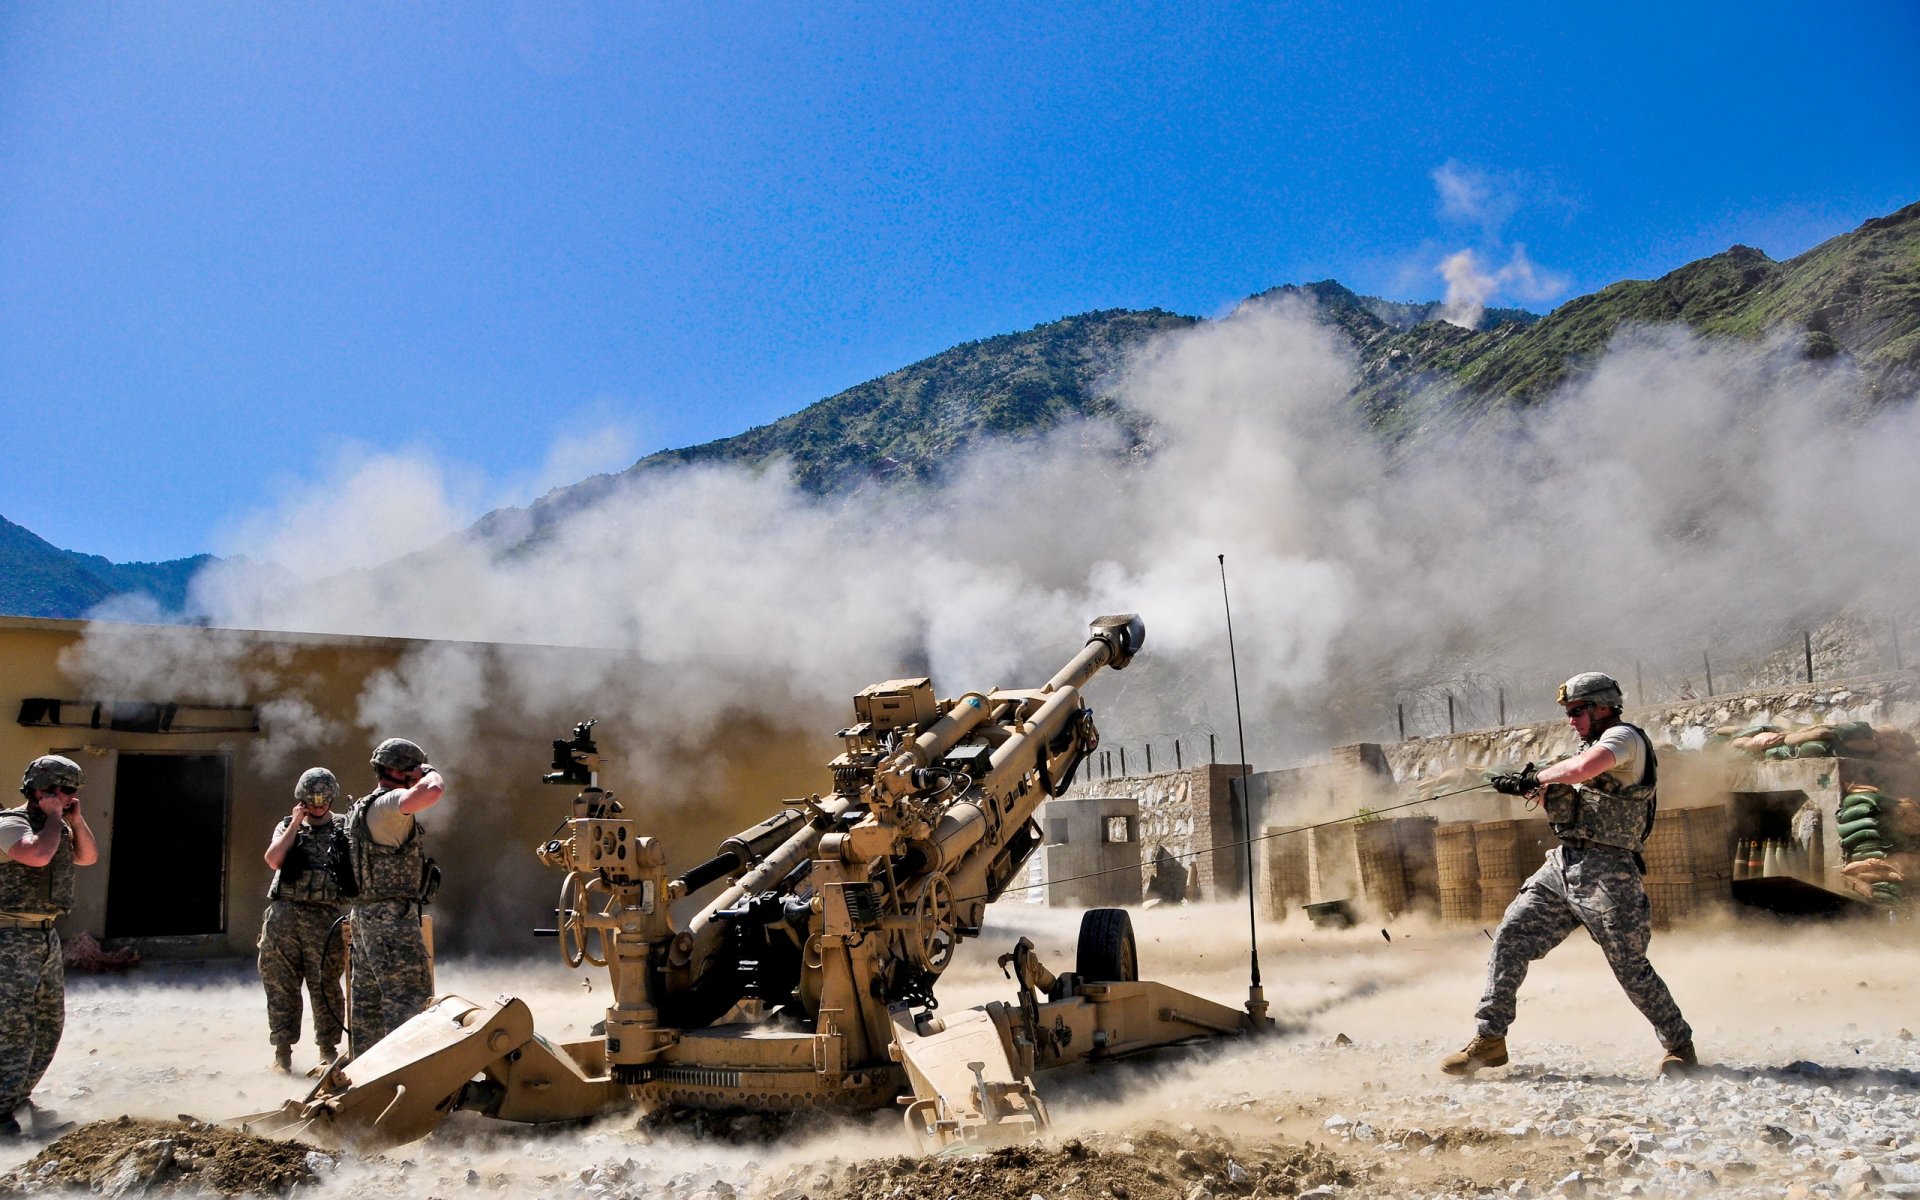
[272,1043,294,1073]
[1659,1040,1698,1077]
[309,1044,339,1078]
[1440,1033,1509,1076]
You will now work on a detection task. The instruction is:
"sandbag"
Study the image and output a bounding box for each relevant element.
[1783,725,1835,747]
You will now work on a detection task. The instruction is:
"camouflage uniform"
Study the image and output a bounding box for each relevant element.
[346,788,433,1057]
[257,814,348,1054]
[0,803,74,1121]
[1475,724,1692,1049]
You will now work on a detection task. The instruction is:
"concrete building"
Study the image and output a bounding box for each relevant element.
[1,616,825,959]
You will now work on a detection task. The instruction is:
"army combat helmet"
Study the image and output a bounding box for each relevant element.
[294,767,340,806]
[1556,671,1625,711]
[370,737,428,773]
[21,754,83,798]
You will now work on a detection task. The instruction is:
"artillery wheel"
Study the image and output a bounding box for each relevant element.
[1075,908,1138,982]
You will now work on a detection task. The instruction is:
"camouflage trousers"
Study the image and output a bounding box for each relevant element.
[0,928,64,1119]
[349,899,433,1059]
[257,900,346,1051]
[1475,843,1692,1049]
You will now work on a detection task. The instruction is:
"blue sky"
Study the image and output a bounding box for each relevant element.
[3,1,1916,563]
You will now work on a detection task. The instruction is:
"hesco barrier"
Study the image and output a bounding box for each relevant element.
[1644,805,1733,878]
[1260,825,1310,921]
[1435,821,1480,921]
[1644,804,1734,926]
[1473,818,1555,923]
[1353,816,1439,917]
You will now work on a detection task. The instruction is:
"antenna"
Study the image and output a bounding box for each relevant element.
[1218,554,1269,1027]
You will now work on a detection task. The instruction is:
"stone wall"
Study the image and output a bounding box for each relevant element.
[1380,671,1920,811]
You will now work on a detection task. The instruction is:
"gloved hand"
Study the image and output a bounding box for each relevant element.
[1490,763,1540,796]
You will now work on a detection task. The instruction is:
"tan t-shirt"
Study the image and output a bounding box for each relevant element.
[0,811,32,854]
[362,791,415,846]
[1593,723,1647,788]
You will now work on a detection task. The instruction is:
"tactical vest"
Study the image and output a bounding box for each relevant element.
[267,815,347,904]
[1543,722,1658,855]
[0,806,75,916]
[348,789,428,903]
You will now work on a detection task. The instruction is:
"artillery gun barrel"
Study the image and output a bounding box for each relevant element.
[1045,614,1146,694]
[672,808,811,898]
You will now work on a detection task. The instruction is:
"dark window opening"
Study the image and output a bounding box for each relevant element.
[106,754,229,938]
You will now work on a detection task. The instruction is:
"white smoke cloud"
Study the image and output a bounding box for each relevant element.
[216,447,478,581]
[1439,244,1571,327]
[1430,161,1572,326]
[70,296,1920,778]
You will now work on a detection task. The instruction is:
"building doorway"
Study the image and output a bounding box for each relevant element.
[105,753,229,938]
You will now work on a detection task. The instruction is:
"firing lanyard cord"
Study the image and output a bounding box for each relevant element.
[956,780,1496,904]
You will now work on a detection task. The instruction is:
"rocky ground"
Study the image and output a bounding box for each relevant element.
[2,903,1915,1199]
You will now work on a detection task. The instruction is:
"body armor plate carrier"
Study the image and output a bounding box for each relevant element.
[268,816,350,904]
[1542,722,1658,862]
[0,806,75,916]
[348,789,433,904]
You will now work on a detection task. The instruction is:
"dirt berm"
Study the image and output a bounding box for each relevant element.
[0,1117,319,1197]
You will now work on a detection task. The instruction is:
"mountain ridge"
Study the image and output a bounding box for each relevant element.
[7,198,1917,619]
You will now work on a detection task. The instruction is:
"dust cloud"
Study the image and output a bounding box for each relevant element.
[13,904,1917,1195]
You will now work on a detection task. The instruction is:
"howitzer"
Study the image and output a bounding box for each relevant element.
[242,615,1271,1152]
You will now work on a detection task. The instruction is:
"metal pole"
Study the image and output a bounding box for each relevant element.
[1397,703,1406,741]
[1146,743,1153,773]
[1175,740,1183,770]
[1498,687,1505,727]
[1804,631,1815,684]
[1895,619,1905,671]
[1634,660,1643,706]
[1119,747,1127,777]
[1217,555,1264,1007]
[1704,651,1715,697]
[1447,693,1456,735]
[1209,734,1217,764]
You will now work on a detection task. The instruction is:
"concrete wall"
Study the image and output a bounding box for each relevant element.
[1041,795,1142,908]
[1,617,828,959]
[1059,764,1250,898]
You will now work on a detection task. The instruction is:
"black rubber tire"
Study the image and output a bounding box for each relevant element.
[1075,908,1139,982]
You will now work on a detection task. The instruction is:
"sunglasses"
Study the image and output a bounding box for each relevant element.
[1564,703,1594,718]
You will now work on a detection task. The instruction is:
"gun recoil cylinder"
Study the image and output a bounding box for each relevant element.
[671,809,809,898]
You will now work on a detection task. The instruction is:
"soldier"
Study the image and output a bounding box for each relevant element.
[0,756,98,1140]
[345,737,444,1058]
[1443,672,1697,1078]
[259,767,350,1073]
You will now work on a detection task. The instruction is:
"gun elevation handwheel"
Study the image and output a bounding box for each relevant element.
[557,870,612,970]
[914,873,957,971]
